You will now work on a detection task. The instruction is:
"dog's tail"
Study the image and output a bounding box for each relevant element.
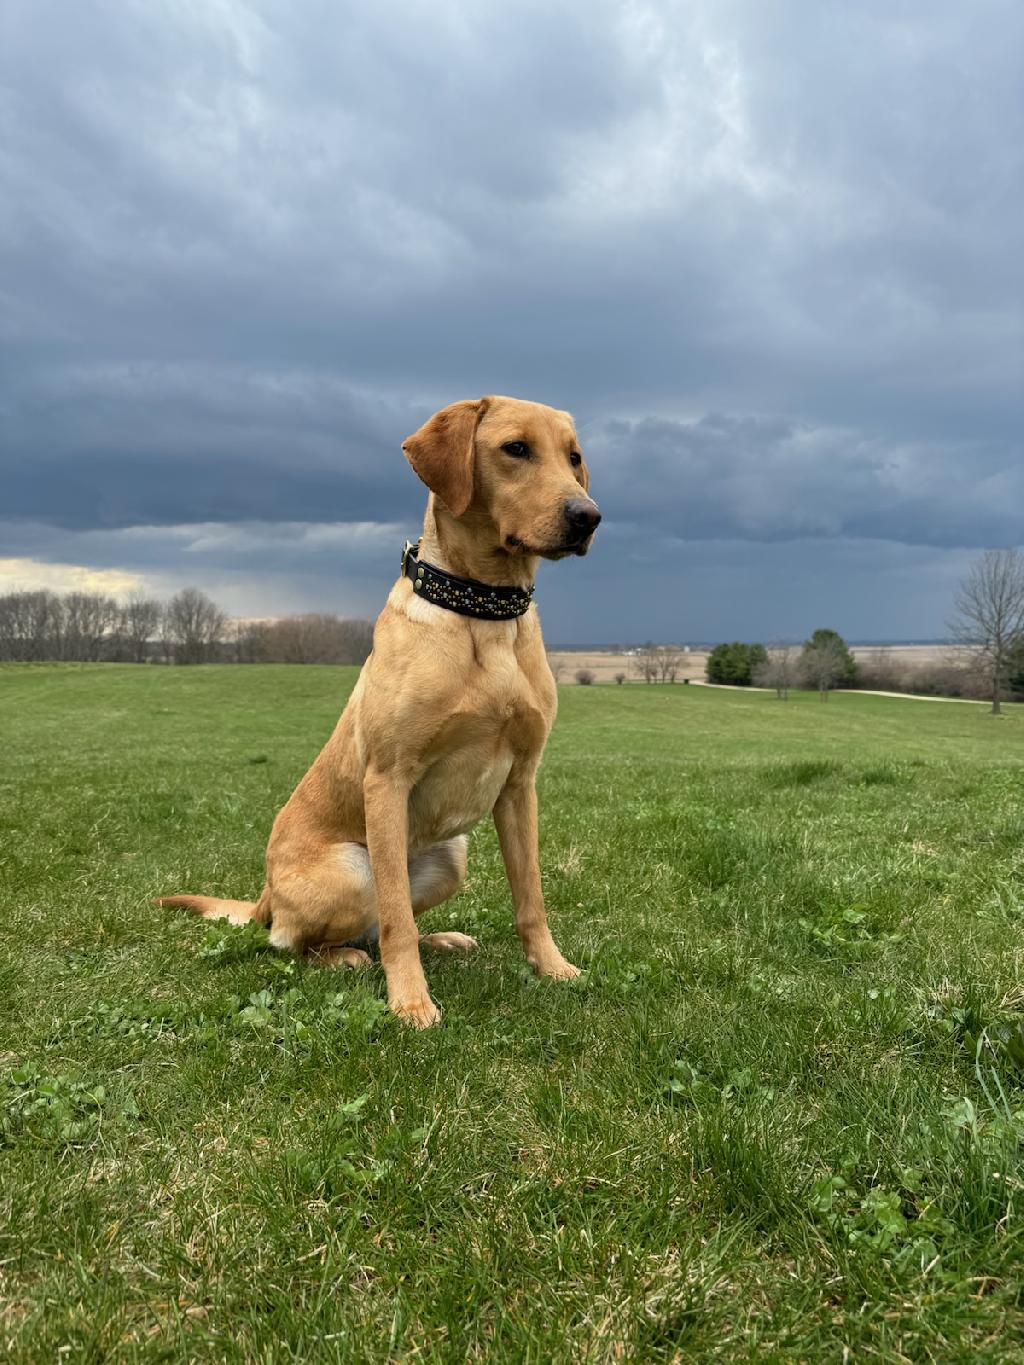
[155,886,272,926]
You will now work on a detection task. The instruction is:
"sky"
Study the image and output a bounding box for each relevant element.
[2,0,1021,644]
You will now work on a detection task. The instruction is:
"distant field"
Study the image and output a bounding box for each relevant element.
[2,665,1024,1360]
[546,642,968,685]
[547,648,709,682]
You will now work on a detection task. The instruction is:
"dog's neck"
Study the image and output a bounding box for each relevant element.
[417,500,539,591]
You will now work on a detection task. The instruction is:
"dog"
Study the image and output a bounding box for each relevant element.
[158,396,600,1027]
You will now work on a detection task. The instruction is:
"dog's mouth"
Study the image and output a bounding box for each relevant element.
[506,532,595,560]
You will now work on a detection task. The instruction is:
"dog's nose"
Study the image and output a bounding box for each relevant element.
[564,498,602,538]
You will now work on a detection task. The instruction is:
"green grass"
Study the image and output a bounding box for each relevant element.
[2,665,1024,1361]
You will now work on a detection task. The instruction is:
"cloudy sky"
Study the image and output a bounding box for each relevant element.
[2,1,1021,643]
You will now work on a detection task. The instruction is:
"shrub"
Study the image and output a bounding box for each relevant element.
[706,642,768,686]
[575,669,595,685]
[854,650,903,692]
[854,653,979,700]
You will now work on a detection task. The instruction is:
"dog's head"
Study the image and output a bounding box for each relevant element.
[402,396,600,559]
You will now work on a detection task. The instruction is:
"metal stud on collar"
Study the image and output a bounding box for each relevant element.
[401,540,535,620]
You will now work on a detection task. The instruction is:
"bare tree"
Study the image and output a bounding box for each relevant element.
[189,614,375,665]
[62,592,119,661]
[265,614,334,663]
[119,593,162,663]
[251,614,375,664]
[950,548,1024,715]
[0,591,63,661]
[547,653,566,682]
[156,601,174,664]
[656,644,684,683]
[800,636,847,701]
[6,590,121,660]
[0,596,14,661]
[231,620,270,663]
[754,643,798,699]
[631,642,660,683]
[163,587,226,665]
[0,588,373,667]
[336,618,374,665]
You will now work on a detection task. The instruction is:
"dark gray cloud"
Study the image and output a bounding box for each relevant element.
[1,0,1021,640]
[3,365,421,528]
[589,414,1024,549]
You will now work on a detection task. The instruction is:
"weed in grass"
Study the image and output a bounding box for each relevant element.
[664,1057,776,1110]
[2,1064,115,1147]
[573,954,665,999]
[809,1168,956,1278]
[276,1094,429,1202]
[798,902,904,955]
[198,919,272,962]
[72,1000,183,1043]
[924,981,1024,1084]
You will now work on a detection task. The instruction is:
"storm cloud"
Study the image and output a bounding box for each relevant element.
[2,0,1021,640]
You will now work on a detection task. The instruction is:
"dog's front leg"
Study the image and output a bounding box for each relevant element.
[364,767,440,1028]
[493,768,580,980]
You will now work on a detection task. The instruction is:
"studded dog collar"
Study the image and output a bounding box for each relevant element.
[402,540,535,620]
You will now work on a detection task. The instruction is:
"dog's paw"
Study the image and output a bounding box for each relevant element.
[419,931,478,953]
[311,945,373,969]
[543,958,581,981]
[391,993,443,1029]
[530,951,581,981]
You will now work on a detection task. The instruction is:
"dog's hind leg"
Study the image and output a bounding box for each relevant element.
[270,836,475,965]
[409,836,468,910]
[266,843,378,961]
[410,837,477,952]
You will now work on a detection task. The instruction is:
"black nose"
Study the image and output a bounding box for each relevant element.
[564,498,602,538]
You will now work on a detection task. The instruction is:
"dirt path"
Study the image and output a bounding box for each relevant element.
[691,680,992,705]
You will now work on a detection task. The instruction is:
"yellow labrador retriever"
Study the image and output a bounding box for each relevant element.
[158,396,600,1027]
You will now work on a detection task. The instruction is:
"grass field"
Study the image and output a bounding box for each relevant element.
[2,665,1024,1361]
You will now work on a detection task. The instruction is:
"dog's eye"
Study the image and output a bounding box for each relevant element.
[502,441,530,459]
[569,450,582,467]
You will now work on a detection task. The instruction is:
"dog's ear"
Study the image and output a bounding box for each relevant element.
[402,399,487,517]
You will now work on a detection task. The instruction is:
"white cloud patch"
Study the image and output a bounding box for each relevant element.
[0,520,405,619]
[0,558,146,597]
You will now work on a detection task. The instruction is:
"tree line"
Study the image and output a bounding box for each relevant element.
[702,549,1024,712]
[0,588,374,666]
[6,549,1022,705]
[707,630,858,699]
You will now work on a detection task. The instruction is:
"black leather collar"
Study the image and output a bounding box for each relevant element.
[402,540,535,620]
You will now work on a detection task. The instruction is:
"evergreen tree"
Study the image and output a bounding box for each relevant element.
[706,641,767,686]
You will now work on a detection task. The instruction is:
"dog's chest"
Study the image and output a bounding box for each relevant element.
[409,746,514,848]
[407,652,552,848]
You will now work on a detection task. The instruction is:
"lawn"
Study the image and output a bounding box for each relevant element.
[2,665,1024,1361]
